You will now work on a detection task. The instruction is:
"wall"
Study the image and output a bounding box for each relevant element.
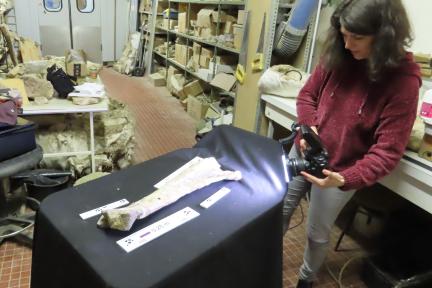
[101,1,115,61]
[14,0,130,62]
[308,1,432,69]
[233,1,275,132]
[14,0,40,43]
[402,0,432,54]
[115,0,130,60]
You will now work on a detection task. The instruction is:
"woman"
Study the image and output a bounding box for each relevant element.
[282,0,421,287]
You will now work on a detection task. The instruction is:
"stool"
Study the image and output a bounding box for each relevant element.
[0,146,43,246]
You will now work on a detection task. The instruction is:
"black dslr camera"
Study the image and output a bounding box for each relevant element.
[280,123,329,180]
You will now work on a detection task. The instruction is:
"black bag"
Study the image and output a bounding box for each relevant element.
[46,65,75,98]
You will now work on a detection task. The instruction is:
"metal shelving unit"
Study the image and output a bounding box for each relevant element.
[140,10,164,16]
[153,49,236,98]
[149,0,247,100]
[170,0,245,4]
[156,26,239,54]
[255,0,323,132]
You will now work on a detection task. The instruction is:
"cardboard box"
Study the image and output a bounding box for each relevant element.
[223,21,235,34]
[200,25,216,39]
[187,96,210,121]
[65,49,87,77]
[209,62,235,74]
[216,55,237,65]
[157,68,167,78]
[167,66,181,92]
[183,80,203,97]
[175,44,183,64]
[163,19,178,30]
[66,62,87,78]
[201,47,213,59]
[154,36,166,48]
[197,9,214,28]
[175,44,193,66]
[150,73,166,87]
[197,69,214,81]
[414,53,432,64]
[200,47,214,68]
[194,26,202,37]
[211,10,227,23]
[139,0,148,12]
[178,12,187,33]
[237,10,246,25]
[170,74,186,99]
[421,68,432,77]
[210,73,237,91]
[156,4,166,13]
[233,24,243,50]
[193,42,201,66]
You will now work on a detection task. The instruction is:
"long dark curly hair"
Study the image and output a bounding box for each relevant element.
[321,0,413,81]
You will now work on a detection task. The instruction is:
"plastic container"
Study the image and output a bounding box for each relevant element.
[419,124,432,161]
[89,67,98,79]
[421,89,432,125]
[13,169,72,201]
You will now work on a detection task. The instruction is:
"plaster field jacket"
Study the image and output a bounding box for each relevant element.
[296,53,421,191]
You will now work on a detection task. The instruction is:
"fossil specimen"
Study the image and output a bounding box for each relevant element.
[97,157,241,231]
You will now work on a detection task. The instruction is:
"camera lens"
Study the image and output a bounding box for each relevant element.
[287,158,307,179]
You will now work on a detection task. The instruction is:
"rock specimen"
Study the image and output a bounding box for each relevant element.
[97,157,242,231]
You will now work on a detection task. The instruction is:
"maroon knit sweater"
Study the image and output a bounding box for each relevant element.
[296,53,421,191]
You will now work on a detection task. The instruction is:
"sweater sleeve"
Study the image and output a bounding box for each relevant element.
[339,76,420,191]
[296,63,328,127]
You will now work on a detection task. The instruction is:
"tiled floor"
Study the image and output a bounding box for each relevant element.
[283,200,367,288]
[0,241,32,288]
[0,69,367,287]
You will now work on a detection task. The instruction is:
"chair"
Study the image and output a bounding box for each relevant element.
[0,146,43,246]
[334,203,386,251]
[334,186,398,251]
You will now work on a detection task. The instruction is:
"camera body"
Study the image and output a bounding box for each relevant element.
[280,124,329,179]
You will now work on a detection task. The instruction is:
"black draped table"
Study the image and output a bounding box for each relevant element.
[31,125,288,288]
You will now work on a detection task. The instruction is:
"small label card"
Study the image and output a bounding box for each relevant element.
[154,157,202,188]
[117,207,200,253]
[79,199,129,220]
[200,187,231,209]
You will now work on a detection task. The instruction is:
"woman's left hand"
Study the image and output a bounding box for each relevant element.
[300,169,345,188]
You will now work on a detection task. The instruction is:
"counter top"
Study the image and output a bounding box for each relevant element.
[261,93,432,214]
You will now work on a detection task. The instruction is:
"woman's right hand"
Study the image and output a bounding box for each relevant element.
[299,126,318,155]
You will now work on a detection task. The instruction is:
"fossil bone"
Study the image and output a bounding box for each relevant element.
[97,157,242,231]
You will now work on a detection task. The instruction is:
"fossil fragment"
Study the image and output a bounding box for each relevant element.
[97,157,241,231]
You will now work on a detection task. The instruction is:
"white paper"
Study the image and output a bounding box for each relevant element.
[79,199,129,220]
[69,83,105,98]
[117,207,200,253]
[200,187,231,209]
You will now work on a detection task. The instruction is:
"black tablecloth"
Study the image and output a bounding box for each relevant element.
[31,125,288,288]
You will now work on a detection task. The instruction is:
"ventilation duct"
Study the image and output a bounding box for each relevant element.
[274,0,319,57]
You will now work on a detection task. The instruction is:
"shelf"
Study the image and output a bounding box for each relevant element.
[140,10,164,16]
[139,27,167,36]
[153,50,236,98]
[169,0,245,4]
[153,50,207,82]
[156,26,239,54]
[279,3,294,8]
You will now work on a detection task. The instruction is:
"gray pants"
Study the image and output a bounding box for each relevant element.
[283,146,355,281]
